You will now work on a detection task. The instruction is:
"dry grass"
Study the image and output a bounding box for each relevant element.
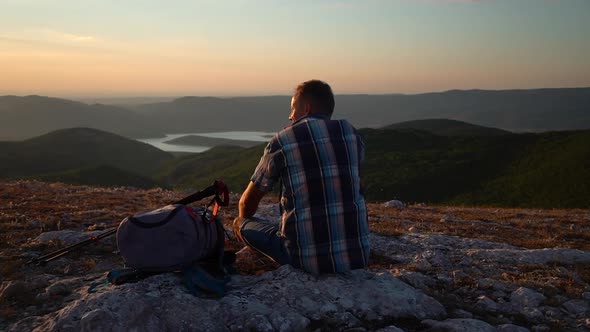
[497,263,590,299]
[1,180,589,287]
[369,203,590,311]
[368,204,590,251]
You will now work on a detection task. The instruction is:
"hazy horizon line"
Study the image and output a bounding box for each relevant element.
[2,85,590,102]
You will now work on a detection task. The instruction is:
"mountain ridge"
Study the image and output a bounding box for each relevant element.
[1,87,589,140]
[382,119,511,136]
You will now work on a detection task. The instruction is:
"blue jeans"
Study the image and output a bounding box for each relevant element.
[238,217,291,265]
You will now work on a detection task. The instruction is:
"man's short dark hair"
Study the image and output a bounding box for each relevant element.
[294,80,335,116]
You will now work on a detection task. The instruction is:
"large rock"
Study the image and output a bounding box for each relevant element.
[9,265,446,332]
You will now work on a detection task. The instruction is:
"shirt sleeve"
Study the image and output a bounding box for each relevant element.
[250,137,284,192]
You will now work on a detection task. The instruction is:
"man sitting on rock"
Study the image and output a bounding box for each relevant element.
[233,79,370,274]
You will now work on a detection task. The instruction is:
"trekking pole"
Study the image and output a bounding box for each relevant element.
[26,227,118,265]
[26,180,229,266]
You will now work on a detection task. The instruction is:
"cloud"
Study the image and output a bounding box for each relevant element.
[38,28,97,43]
[0,27,98,46]
[59,32,96,42]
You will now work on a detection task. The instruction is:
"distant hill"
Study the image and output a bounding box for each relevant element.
[382,119,511,136]
[154,144,266,192]
[1,124,588,207]
[1,88,589,140]
[135,88,590,133]
[138,96,289,133]
[156,126,590,208]
[0,95,159,140]
[359,128,589,207]
[0,128,173,181]
[33,165,161,188]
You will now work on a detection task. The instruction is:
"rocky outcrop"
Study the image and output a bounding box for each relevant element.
[7,266,446,332]
[4,200,590,331]
[9,231,589,331]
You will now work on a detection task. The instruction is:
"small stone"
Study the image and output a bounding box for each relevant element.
[375,326,405,332]
[343,328,366,332]
[451,309,473,318]
[421,318,495,332]
[397,271,436,289]
[46,282,70,297]
[521,308,544,323]
[87,223,108,231]
[475,295,498,313]
[440,215,460,222]
[415,259,433,272]
[28,219,42,228]
[452,270,469,283]
[383,200,405,209]
[0,281,30,303]
[531,324,550,332]
[541,306,562,320]
[492,290,507,299]
[582,292,590,301]
[35,292,49,303]
[61,213,72,223]
[553,294,569,304]
[510,287,546,310]
[497,324,530,332]
[562,299,589,316]
[80,309,114,332]
[478,278,496,290]
[145,290,160,298]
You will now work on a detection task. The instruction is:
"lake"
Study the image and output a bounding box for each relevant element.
[137,131,275,153]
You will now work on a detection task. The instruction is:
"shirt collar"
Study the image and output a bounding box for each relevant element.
[292,113,330,125]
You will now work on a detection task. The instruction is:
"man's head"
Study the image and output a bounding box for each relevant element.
[289,80,335,123]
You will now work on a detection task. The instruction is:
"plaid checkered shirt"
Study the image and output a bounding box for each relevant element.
[251,114,370,274]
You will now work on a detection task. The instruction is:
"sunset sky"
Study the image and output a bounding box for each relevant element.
[1,0,589,97]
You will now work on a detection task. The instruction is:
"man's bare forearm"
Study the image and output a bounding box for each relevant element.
[238,181,266,218]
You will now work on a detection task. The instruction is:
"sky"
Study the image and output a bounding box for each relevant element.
[0,0,589,97]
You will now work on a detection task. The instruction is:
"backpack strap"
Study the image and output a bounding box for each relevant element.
[87,268,156,293]
[182,264,230,297]
[89,255,237,296]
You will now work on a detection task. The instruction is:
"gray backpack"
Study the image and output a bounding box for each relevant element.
[116,204,224,271]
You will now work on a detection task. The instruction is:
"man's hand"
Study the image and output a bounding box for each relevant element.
[232,217,246,243]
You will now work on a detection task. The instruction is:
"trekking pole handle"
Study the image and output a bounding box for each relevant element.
[214,180,230,206]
